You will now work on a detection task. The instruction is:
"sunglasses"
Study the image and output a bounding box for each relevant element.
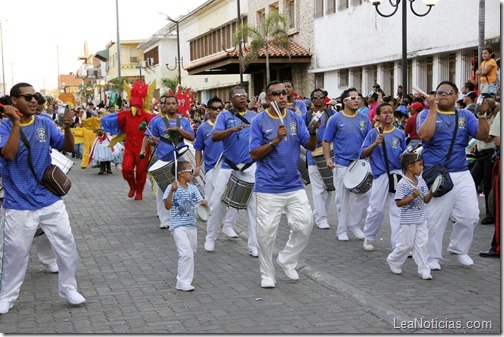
[232,93,248,99]
[210,106,224,111]
[268,90,288,97]
[344,96,360,101]
[178,168,194,175]
[436,89,454,96]
[16,94,37,101]
[311,95,326,99]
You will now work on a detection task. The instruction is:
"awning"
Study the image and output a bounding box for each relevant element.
[185,41,311,75]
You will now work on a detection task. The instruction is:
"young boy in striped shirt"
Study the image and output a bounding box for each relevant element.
[387,153,433,280]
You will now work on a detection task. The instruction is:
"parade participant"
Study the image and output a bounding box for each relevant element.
[250,80,319,288]
[204,86,258,257]
[476,47,498,95]
[194,96,238,230]
[360,103,406,251]
[0,83,85,314]
[164,160,207,292]
[417,81,489,269]
[140,95,194,229]
[387,153,433,280]
[322,88,372,241]
[404,101,423,147]
[106,80,156,200]
[282,80,307,115]
[302,88,334,229]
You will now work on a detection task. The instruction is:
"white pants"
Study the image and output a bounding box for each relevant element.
[156,182,171,226]
[427,170,479,263]
[256,190,314,282]
[172,226,197,287]
[387,222,430,276]
[362,172,401,249]
[36,234,57,267]
[0,200,80,303]
[333,165,370,236]
[204,168,238,228]
[308,165,332,227]
[206,166,257,252]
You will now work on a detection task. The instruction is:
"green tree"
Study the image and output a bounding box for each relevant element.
[234,11,290,84]
[161,76,183,93]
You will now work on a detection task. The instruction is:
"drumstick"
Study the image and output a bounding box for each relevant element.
[270,101,287,141]
[411,85,428,97]
[139,121,154,138]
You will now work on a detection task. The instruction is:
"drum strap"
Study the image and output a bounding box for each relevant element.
[160,116,182,147]
[307,108,333,146]
[223,157,254,172]
[230,109,250,125]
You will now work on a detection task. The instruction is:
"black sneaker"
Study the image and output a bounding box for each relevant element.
[480,215,495,225]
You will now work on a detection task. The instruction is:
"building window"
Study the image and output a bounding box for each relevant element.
[382,62,395,96]
[257,9,266,27]
[143,46,159,66]
[315,0,324,18]
[352,68,362,94]
[417,56,433,92]
[351,0,363,6]
[269,2,279,13]
[340,69,349,87]
[326,0,335,14]
[315,72,324,89]
[439,53,456,85]
[337,0,349,11]
[285,0,296,29]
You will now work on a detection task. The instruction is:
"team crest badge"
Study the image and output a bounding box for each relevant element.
[37,128,46,141]
[458,118,466,128]
[391,137,399,148]
[289,122,297,134]
[359,120,366,130]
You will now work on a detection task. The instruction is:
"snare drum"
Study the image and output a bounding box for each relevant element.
[221,171,255,209]
[343,159,373,194]
[195,204,210,221]
[312,147,335,191]
[51,150,74,174]
[298,146,310,185]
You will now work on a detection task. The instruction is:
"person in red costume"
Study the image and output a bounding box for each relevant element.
[102,80,156,200]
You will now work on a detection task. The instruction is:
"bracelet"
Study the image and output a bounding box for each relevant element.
[269,141,275,148]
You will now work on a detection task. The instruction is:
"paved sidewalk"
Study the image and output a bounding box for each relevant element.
[0,157,500,333]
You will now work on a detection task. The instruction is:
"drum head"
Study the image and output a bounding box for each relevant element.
[232,170,255,183]
[343,160,369,189]
[195,204,209,221]
[149,160,170,172]
[431,174,443,192]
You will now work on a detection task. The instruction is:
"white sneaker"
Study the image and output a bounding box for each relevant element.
[387,256,402,274]
[65,290,86,305]
[0,301,13,315]
[276,259,299,280]
[349,226,365,239]
[159,223,170,229]
[176,284,195,292]
[204,240,215,252]
[248,248,258,258]
[337,233,349,241]
[455,254,474,266]
[363,239,375,251]
[222,226,238,238]
[428,260,441,270]
[261,277,275,288]
[44,263,59,274]
[317,223,330,229]
[419,273,433,280]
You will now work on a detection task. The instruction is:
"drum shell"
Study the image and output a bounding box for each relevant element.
[312,150,335,191]
[221,171,254,209]
[343,159,373,194]
[298,146,310,185]
[51,150,74,174]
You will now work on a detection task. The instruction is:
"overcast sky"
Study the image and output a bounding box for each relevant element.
[0,0,207,94]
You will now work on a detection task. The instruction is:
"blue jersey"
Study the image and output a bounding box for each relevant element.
[360,127,406,178]
[302,109,335,166]
[417,109,478,172]
[213,110,256,169]
[193,120,223,172]
[163,183,203,231]
[0,116,65,210]
[288,99,307,115]
[250,109,310,194]
[323,111,372,166]
[146,115,193,162]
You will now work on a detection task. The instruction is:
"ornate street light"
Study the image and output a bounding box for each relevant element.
[160,13,182,85]
[372,0,439,96]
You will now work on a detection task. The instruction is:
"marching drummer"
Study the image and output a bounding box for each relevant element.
[359,103,406,252]
[204,86,258,257]
[140,95,194,229]
[302,88,335,230]
[322,87,372,242]
[193,96,238,229]
[250,80,319,289]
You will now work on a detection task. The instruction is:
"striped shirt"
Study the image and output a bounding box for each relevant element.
[394,176,430,225]
[163,183,203,231]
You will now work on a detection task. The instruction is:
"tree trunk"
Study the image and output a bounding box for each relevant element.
[265,44,270,84]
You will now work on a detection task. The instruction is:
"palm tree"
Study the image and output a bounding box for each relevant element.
[234,11,290,84]
[160,77,182,93]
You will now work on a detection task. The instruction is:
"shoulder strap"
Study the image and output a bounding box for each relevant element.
[445,109,458,165]
[231,109,250,125]
[19,129,43,185]
[380,129,391,175]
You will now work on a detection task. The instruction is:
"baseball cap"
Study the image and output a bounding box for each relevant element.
[410,102,423,111]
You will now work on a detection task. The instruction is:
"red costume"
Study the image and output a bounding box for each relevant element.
[116,80,156,200]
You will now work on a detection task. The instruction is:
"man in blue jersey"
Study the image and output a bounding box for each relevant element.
[0,83,85,314]
[204,86,258,257]
[302,89,335,229]
[418,81,489,270]
[250,81,319,289]
[283,80,307,115]
[140,95,194,229]
[322,88,372,242]
[360,103,406,251]
[194,96,237,231]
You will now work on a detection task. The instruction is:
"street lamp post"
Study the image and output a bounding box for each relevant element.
[161,14,182,86]
[372,0,439,96]
[0,21,6,96]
